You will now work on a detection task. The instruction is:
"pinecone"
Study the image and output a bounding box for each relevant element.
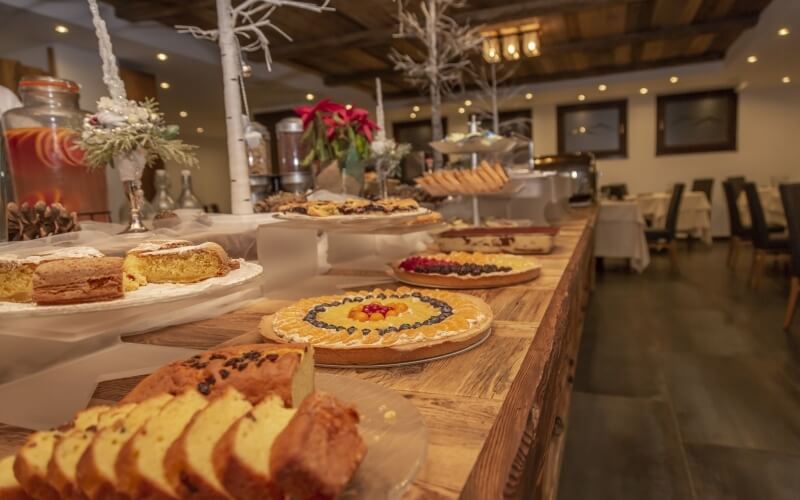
[6,201,81,241]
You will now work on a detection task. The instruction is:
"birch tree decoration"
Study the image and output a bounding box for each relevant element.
[177,0,331,215]
[390,0,482,169]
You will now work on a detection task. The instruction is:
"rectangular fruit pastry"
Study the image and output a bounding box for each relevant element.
[435,226,560,254]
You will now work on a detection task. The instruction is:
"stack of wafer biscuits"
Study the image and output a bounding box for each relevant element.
[415,161,509,196]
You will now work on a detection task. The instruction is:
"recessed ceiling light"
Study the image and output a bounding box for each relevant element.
[196,127,205,134]
[669,76,679,84]
[179,111,188,118]
[747,55,758,63]
[345,104,353,110]
[778,27,790,37]
[412,105,420,112]
[598,84,607,92]
[525,92,533,100]
[305,93,314,101]
[577,94,586,101]
[639,87,648,94]
[464,99,472,106]
[458,107,466,114]
[409,112,417,119]
[783,76,791,83]
[578,126,587,134]
[54,25,69,34]
[156,52,168,61]
[159,82,171,90]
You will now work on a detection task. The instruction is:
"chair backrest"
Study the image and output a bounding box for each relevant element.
[665,183,685,236]
[727,176,746,194]
[691,178,714,204]
[744,183,770,248]
[779,183,800,276]
[722,181,745,236]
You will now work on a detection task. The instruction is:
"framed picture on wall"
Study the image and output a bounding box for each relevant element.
[478,109,532,139]
[656,88,737,155]
[557,100,627,158]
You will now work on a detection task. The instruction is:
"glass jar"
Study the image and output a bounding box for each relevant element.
[276,117,311,193]
[2,76,108,217]
[245,118,273,204]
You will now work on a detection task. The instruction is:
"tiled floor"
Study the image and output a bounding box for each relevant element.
[558,242,800,500]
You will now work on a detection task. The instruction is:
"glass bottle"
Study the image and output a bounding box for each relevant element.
[177,169,202,209]
[2,76,108,217]
[153,169,175,211]
[245,117,273,204]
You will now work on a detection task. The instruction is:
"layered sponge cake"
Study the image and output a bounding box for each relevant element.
[32,256,124,306]
[124,240,239,285]
[0,247,104,303]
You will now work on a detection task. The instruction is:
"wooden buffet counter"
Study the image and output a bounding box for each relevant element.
[0,209,596,499]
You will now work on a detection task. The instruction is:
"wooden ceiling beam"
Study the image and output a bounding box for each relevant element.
[384,52,726,99]
[322,14,757,86]
[271,0,646,58]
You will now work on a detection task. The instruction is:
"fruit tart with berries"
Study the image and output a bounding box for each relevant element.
[261,287,493,365]
[391,251,541,289]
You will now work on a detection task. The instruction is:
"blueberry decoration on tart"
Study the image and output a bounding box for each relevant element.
[262,287,493,365]
[391,252,541,289]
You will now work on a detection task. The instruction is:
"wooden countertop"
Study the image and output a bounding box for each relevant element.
[0,209,596,499]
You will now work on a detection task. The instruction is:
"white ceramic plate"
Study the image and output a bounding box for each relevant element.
[274,207,430,223]
[0,261,263,318]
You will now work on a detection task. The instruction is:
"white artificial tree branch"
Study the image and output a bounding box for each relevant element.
[175,0,331,214]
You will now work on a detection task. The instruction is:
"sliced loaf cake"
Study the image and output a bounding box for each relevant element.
[214,395,296,500]
[13,405,109,500]
[47,403,135,499]
[165,388,252,498]
[0,455,27,500]
[76,394,173,499]
[116,390,208,499]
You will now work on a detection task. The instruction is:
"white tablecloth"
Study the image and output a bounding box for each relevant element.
[633,191,712,245]
[737,186,786,228]
[595,200,650,273]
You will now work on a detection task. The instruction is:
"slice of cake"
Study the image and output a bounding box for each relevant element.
[214,395,297,500]
[115,390,208,499]
[0,247,105,303]
[122,344,314,407]
[32,257,124,306]
[47,403,135,499]
[0,455,26,500]
[0,255,36,303]
[270,392,366,499]
[13,405,109,500]
[165,388,253,498]
[435,226,560,255]
[123,241,239,285]
[76,394,173,500]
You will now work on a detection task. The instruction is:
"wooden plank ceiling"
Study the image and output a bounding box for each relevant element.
[104,0,773,97]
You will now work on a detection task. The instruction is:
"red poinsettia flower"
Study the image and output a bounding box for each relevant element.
[294,99,346,129]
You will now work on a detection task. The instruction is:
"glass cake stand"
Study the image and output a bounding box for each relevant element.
[317,373,427,499]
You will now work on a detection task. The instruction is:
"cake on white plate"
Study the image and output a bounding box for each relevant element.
[0,247,105,302]
[123,240,240,287]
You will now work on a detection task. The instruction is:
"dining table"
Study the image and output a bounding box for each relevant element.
[737,186,787,228]
[595,200,650,272]
[633,191,713,245]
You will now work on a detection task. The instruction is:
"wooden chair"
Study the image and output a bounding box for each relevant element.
[779,183,800,330]
[744,183,790,289]
[645,183,684,272]
[691,178,714,204]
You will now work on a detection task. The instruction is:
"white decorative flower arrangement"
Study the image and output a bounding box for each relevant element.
[370,137,411,167]
[80,97,197,170]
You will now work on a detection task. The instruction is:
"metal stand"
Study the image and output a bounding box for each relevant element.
[469,116,481,226]
[121,179,149,234]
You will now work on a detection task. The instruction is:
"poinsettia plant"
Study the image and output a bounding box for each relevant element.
[295,99,379,186]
